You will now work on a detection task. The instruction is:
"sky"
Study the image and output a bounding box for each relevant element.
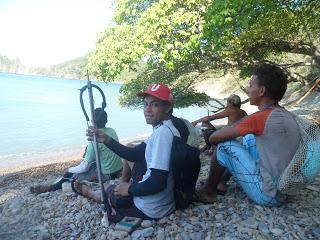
[0,0,114,67]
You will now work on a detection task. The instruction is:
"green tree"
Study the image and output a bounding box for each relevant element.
[87,0,320,108]
[203,0,320,82]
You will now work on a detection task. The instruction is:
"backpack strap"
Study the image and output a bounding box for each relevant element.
[170,116,189,143]
[163,124,174,136]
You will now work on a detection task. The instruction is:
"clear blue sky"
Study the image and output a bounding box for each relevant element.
[0,0,114,66]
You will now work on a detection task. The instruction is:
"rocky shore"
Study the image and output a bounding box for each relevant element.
[1,91,319,240]
[0,148,320,240]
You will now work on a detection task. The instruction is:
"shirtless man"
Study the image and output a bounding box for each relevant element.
[192,94,247,154]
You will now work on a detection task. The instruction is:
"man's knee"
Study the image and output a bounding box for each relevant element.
[123,159,134,170]
[215,140,241,168]
[124,143,135,170]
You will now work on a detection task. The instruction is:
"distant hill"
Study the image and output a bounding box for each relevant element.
[0,54,23,73]
[30,56,88,79]
[0,54,88,79]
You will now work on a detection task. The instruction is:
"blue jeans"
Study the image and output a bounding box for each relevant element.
[216,134,279,206]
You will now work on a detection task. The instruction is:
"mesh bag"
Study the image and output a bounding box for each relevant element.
[277,114,320,195]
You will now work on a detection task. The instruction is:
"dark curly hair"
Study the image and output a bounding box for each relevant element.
[95,108,108,128]
[253,64,288,102]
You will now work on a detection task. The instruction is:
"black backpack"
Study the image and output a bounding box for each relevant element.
[169,117,201,210]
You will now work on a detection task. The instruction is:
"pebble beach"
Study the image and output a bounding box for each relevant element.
[1,145,320,240]
[1,89,319,240]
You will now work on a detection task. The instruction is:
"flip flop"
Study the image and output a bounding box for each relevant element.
[192,190,217,204]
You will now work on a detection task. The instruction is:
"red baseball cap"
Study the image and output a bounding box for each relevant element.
[137,83,173,103]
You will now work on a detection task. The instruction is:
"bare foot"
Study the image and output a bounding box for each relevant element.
[193,189,217,203]
[73,181,103,203]
[217,181,227,194]
[198,181,226,195]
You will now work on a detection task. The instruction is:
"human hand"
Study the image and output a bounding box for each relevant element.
[86,127,111,144]
[114,182,130,196]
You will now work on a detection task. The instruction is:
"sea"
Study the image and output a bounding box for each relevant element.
[0,72,224,170]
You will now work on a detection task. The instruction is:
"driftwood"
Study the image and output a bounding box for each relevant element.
[296,78,320,104]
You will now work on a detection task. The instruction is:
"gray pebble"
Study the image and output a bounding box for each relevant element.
[141,220,153,228]
[270,228,284,236]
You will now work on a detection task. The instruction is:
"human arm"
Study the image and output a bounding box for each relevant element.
[107,139,146,162]
[209,109,271,145]
[192,109,232,126]
[86,128,145,162]
[68,145,92,173]
[114,169,168,196]
[116,125,173,196]
[209,125,241,145]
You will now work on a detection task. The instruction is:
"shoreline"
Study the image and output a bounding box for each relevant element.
[1,89,318,177]
[0,71,124,84]
[0,134,150,176]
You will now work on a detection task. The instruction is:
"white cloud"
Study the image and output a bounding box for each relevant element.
[0,0,114,66]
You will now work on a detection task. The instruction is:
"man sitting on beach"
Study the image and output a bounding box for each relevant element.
[30,108,123,194]
[192,94,247,154]
[73,83,182,222]
[194,64,301,206]
[120,115,199,185]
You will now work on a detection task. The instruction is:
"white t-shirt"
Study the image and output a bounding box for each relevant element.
[133,119,179,218]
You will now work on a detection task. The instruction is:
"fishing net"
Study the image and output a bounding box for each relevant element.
[278,114,320,195]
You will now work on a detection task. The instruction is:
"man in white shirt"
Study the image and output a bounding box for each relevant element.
[74,83,180,222]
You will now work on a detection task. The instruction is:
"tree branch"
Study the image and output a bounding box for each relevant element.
[247,39,312,56]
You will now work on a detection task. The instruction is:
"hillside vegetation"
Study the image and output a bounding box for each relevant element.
[0,54,88,80]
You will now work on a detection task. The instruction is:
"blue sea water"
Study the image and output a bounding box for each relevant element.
[0,72,217,169]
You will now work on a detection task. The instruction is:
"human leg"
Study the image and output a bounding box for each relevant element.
[203,129,211,151]
[30,171,74,194]
[201,128,216,153]
[195,149,226,203]
[216,139,279,206]
[106,185,151,222]
[72,180,105,202]
[121,160,133,182]
[215,135,256,194]
[75,162,121,183]
[120,142,145,183]
[49,171,74,191]
[242,134,260,160]
[217,170,232,194]
[120,156,146,183]
[72,181,150,222]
